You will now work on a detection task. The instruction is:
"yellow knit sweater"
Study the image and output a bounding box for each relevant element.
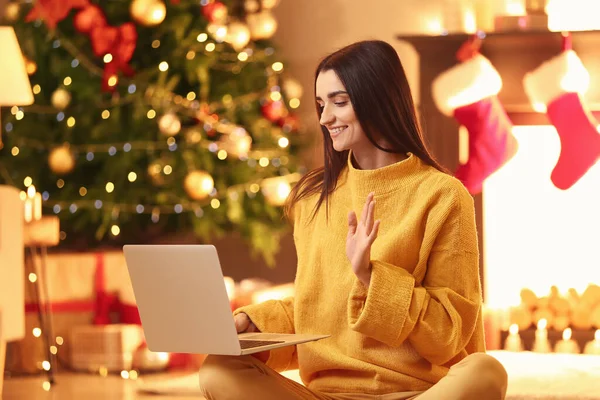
[235,153,485,395]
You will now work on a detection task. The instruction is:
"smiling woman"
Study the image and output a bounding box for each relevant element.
[198,40,509,400]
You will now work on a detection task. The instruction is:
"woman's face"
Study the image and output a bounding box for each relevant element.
[315,70,370,153]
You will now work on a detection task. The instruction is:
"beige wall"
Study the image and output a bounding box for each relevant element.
[271,0,449,164]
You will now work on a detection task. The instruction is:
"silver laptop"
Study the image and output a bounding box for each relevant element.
[122,244,329,356]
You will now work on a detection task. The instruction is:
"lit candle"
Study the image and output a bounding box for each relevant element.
[583,329,600,355]
[23,186,36,223]
[533,318,551,353]
[33,191,42,220]
[555,328,580,354]
[504,323,523,352]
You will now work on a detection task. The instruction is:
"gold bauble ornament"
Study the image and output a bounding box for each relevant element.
[4,2,20,22]
[184,170,214,200]
[261,0,280,9]
[218,127,252,158]
[225,22,251,51]
[51,88,71,110]
[130,0,166,26]
[48,145,75,175]
[158,113,181,136]
[247,10,277,40]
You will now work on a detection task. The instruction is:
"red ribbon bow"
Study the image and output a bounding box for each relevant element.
[26,0,90,30]
[89,22,137,92]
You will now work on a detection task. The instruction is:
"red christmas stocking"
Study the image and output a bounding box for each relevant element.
[524,50,600,190]
[433,54,516,194]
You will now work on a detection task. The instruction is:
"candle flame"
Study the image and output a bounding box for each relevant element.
[509,324,519,335]
[563,327,572,340]
[537,318,547,330]
[595,329,600,341]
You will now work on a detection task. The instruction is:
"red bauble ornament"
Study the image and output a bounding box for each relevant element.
[280,114,300,131]
[201,1,227,23]
[261,100,286,122]
[74,5,106,34]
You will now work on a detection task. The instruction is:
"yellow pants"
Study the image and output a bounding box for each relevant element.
[198,352,508,400]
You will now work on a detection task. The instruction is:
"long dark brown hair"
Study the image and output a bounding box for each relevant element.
[285,40,445,221]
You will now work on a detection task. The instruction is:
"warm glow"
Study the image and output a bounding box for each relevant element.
[224,276,236,299]
[211,199,220,209]
[252,283,295,304]
[278,137,289,148]
[505,0,525,15]
[56,336,64,345]
[108,75,118,87]
[42,381,51,391]
[289,98,300,109]
[425,18,444,34]
[563,328,572,341]
[111,225,120,236]
[546,0,600,31]
[537,318,547,330]
[63,76,72,86]
[158,61,169,71]
[259,157,270,167]
[24,176,32,187]
[206,43,216,52]
[50,345,57,355]
[42,361,51,371]
[272,62,283,72]
[217,149,228,160]
[463,8,477,34]
[238,52,249,62]
[270,91,282,101]
[197,33,208,42]
[483,126,600,308]
[101,110,110,119]
[32,327,41,337]
[28,273,37,283]
[105,182,114,193]
[121,370,130,379]
[103,53,113,63]
[128,172,137,182]
[509,324,519,335]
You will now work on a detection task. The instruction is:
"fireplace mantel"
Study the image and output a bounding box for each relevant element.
[397,30,600,289]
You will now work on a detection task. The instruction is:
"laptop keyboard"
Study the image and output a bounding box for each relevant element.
[239,339,285,349]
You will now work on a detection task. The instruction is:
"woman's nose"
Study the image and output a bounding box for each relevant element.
[320,105,334,126]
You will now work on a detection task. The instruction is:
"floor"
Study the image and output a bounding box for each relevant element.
[2,372,205,400]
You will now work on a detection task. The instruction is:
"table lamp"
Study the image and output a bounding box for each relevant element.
[0,26,34,150]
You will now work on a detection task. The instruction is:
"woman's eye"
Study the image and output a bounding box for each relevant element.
[335,101,348,106]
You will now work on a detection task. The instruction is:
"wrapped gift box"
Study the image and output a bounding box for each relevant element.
[69,324,144,372]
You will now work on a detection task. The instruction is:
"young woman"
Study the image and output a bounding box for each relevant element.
[198,40,508,400]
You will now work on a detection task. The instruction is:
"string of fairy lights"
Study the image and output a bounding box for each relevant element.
[4,0,305,241]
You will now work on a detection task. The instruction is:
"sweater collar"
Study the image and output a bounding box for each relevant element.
[345,151,421,198]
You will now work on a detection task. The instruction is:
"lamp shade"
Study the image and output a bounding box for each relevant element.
[0,26,34,106]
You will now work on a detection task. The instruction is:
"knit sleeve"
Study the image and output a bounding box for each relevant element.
[347,186,482,365]
[233,297,297,371]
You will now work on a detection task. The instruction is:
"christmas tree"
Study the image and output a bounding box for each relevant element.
[0,0,306,264]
